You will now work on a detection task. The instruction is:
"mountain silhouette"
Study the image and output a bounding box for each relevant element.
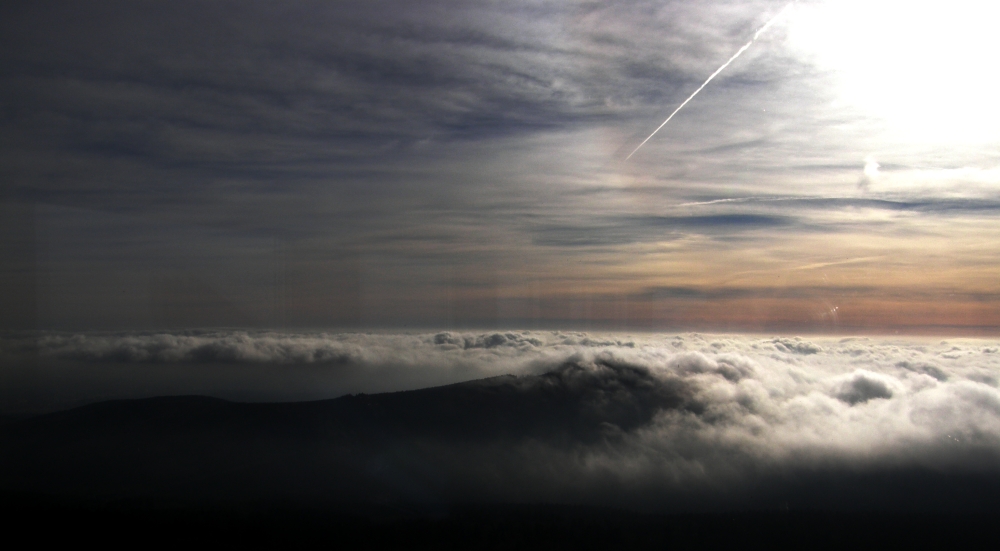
[4,356,1000,517]
[0,358,695,504]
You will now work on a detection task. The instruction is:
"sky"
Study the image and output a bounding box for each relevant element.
[3,0,1000,333]
[4,3,1000,515]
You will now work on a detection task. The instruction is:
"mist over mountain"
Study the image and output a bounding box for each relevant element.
[4,331,1000,515]
[5,1,1000,545]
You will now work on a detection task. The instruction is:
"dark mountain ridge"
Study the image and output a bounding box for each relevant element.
[0,358,695,504]
[4,357,1000,517]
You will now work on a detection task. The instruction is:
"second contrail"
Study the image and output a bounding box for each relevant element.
[625,2,796,160]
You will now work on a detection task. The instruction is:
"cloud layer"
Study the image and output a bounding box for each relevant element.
[5,2,1000,331]
[5,330,1000,512]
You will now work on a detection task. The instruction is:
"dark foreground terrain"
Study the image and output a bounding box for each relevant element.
[2,495,997,549]
[3,360,1000,547]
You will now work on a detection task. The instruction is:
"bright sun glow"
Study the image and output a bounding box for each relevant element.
[789,0,1000,144]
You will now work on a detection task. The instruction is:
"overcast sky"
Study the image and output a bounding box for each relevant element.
[3,0,999,332]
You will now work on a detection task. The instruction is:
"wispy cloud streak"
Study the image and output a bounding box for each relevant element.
[626,2,796,160]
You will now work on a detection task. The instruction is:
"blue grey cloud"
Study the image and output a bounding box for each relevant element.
[3,0,1000,331]
[533,213,793,247]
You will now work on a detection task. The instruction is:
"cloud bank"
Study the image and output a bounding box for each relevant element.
[5,330,1000,512]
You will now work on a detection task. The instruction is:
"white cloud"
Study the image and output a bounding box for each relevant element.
[15,332,1000,456]
[6,329,1000,510]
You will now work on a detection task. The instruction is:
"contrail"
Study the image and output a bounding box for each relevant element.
[626,2,796,160]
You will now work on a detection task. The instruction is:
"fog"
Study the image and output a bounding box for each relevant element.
[5,330,1000,512]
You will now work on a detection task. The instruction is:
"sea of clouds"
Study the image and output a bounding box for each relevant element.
[5,330,1000,461]
[4,329,1000,510]
[4,329,999,404]
[15,328,1000,385]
